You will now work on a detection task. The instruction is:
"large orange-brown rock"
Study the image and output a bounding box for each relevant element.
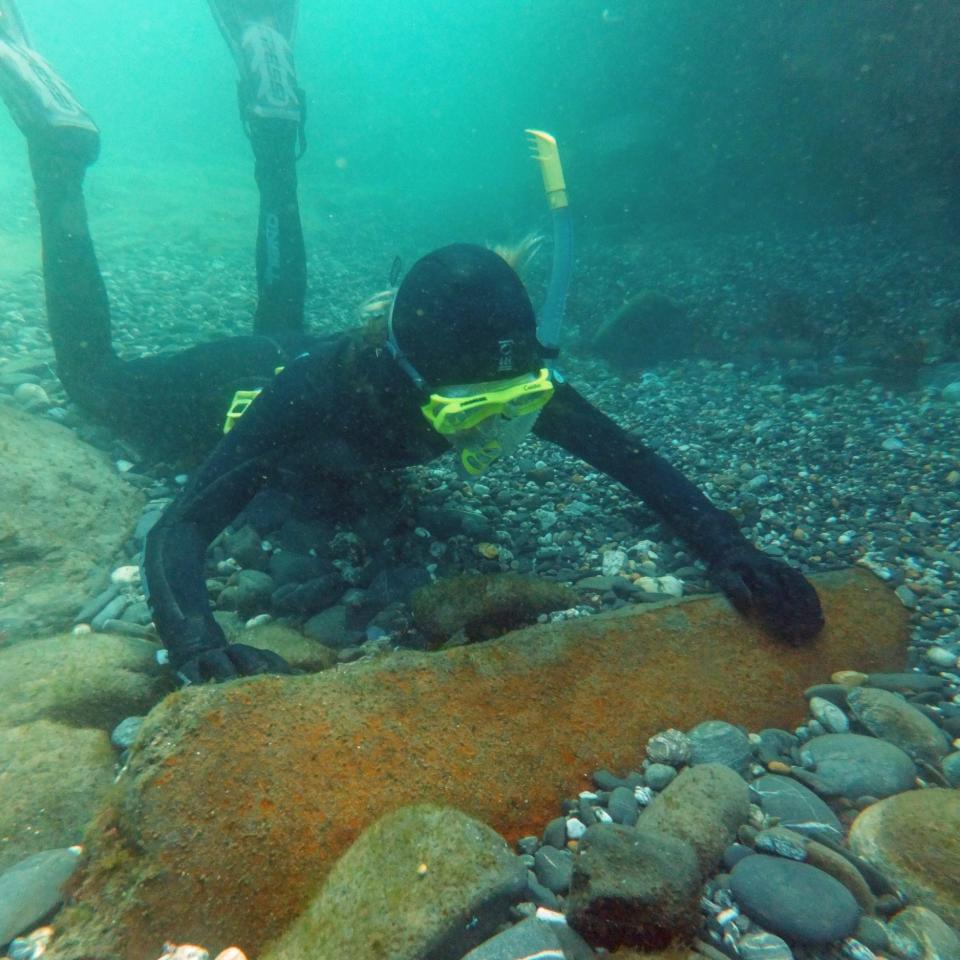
[51,569,906,960]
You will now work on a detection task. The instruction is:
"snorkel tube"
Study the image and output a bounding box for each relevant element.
[525,129,572,356]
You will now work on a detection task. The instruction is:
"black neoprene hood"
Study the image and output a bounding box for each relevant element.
[391,243,542,388]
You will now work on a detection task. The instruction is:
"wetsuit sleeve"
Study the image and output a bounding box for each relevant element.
[143,355,325,668]
[532,380,745,565]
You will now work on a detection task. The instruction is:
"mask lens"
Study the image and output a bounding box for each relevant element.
[422,368,553,436]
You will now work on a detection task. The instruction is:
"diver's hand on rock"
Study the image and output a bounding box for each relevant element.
[172,642,294,685]
[710,543,824,643]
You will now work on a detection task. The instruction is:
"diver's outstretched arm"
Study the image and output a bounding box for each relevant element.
[0,2,117,409]
[143,350,335,683]
[207,0,307,336]
[534,381,825,643]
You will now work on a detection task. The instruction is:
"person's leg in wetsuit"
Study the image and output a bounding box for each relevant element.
[210,0,307,335]
[249,119,306,334]
[0,3,297,462]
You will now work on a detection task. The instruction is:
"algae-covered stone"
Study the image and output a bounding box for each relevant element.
[241,623,338,673]
[0,404,143,640]
[0,721,114,872]
[411,573,576,646]
[0,633,171,731]
[261,805,527,960]
[639,764,750,875]
[849,789,960,928]
[567,823,701,950]
[887,906,960,960]
[45,568,908,960]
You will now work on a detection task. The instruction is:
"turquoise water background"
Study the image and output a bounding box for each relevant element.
[1,0,957,267]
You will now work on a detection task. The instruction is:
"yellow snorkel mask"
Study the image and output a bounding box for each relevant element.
[420,369,555,476]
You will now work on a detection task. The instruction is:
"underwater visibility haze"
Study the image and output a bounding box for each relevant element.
[0,1,959,959]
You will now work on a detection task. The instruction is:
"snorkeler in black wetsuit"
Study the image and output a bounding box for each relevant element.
[0,0,824,684]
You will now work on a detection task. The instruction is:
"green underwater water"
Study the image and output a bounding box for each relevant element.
[2,0,957,268]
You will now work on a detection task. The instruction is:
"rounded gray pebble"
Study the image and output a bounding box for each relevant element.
[110,716,145,751]
[737,930,795,960]
[542,817,567,850]
[533,845,573,894]
[644,763,678,790]
[941,751,960,788]
[797,733,916,799]
[688,720,753,774]
[592,768,627,791]
[750,773,843,841]
[525,870,561,909]
[730,854,861,945]
[722,842,755,870]
[855,915,890,953]
[607,785,639,825]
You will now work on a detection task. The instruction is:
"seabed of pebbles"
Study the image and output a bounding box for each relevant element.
[1,221,959,959]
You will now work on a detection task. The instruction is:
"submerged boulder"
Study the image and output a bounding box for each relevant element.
[0,633,170,731]
[48,568,906,960]
[0,722,114,873]
[261,805,527,960]
[591,291,694,371]
[849,789,960,928]
[0,404,143,639]
[411,572,576,647]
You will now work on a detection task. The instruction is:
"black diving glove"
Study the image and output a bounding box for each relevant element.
[709,542,824,643]
[165,616,293,685]
[171,642,294,685]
